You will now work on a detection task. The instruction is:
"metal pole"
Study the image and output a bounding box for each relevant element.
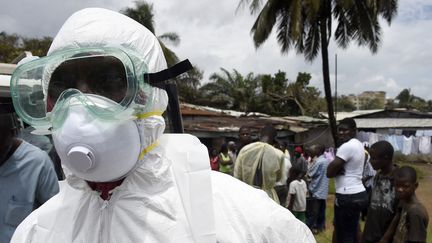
[335,54,338,117]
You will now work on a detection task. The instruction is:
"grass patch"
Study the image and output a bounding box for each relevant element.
[328,178,335,195]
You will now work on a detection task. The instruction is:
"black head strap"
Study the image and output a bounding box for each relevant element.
[147,59,193,89]
[0,97,14,115]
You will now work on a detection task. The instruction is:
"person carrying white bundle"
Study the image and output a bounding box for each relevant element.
[11,8,314,243]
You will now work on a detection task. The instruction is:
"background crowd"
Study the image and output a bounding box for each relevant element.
[1,110,429,242]
[208,119,429,243]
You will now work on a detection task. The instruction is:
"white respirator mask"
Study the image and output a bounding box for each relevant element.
[52,95,141,182]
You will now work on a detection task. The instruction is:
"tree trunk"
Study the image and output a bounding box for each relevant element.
[293,97,305,116]
[320,20,338,147]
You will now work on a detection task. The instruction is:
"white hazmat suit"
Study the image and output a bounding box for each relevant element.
[11,8,315,243]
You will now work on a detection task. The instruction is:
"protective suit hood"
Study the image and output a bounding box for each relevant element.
[48,8,169,180]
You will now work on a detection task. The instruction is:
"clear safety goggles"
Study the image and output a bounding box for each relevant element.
[10,47,149,130]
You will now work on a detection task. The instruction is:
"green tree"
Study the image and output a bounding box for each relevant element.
[0,32,52,63]
[360,97,383,110]
[285,72,325,116]
[176,65,204,104]
[395,88,431,111]
[22,36,53,58]
[200,68,260,112]
[0,32,21,62]
[254,71,324,116]
[238,0,398,146]
[336,95,356,111]
[122,1,180,66]
[257,70,292,115]
[395,88,413,107]
[426,100,432,112]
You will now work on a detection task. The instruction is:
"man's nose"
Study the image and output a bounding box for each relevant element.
[77,81,93,94]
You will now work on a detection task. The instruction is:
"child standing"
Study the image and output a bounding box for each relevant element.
[209,148,219,171]
[218,144,233,175]
[391,166,429,243]
[287,167,307,223]
[362,141,398,243]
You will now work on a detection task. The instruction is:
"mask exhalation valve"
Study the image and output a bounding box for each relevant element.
[67,146,95,172]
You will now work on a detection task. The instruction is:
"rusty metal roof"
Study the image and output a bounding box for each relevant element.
[180,103,323,134]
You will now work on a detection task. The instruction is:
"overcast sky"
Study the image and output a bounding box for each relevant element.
[1,0,432,100]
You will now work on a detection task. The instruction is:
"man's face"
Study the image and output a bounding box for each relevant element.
[239,128,251,144]
[395,178,417,201]
[337,124,355,144]
[228,143,236,151]
[369,148,390,171]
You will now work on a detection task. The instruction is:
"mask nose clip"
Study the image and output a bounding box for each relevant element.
[67,146,95,172]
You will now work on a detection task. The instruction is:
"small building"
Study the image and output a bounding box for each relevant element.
[347,91,386,110]
[178,103,319,152]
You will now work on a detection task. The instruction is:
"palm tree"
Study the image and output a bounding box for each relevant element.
[200,68,260,113]
[122,1,185,133]
[122,1,180,66]
[238,0,398,146]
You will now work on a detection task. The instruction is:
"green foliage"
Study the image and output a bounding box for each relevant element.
[336,95,356,111]
[255,71,326,116]
[395,88,432,112]
[21,37,53,57]
[239,0,397,61]
[199,68,260,112]
[286,72,326,116]
[176,66,204,104]
[121,1,155,34]
[396,88,412,107]
[359,97,384,110]
[0,32,21,62]
[122,1,179,66]
[198,69,324,116]
[0,32,52,63]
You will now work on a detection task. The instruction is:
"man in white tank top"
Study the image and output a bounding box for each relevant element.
[327,118,368,243]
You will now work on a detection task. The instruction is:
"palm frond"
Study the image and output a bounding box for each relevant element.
[288,0,303,41]
[334,4,351,48]
[336,0,355,10]
[158,32,180,46]
[237,0,264,14]
[368,17,381,53]
[304,22,321,61]
[303,0,320,20]
[251,0,281,48]
[378,0,398,24]
[276,10,292,53]
[122,1,155,34]
[158,41,179,67]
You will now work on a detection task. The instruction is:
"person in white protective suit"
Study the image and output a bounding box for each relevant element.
[10,8,315,243]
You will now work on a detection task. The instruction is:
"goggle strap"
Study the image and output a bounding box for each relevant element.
[0,97,14,115]
[147,59,193,89]
[136,111,164,119]
[138,141,158,161]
